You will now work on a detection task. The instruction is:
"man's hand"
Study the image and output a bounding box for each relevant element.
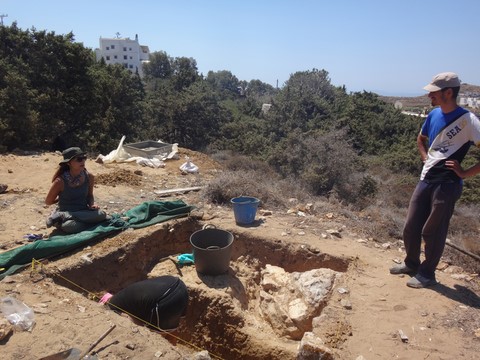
[445,159,465,178]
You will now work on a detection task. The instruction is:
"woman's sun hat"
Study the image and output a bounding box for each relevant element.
[59,147,86,164]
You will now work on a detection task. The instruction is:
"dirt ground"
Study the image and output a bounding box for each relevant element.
[0,148,479,360]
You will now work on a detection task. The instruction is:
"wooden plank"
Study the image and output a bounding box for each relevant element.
[153,186,203,196]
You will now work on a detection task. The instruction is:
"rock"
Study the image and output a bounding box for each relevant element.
[259,265,339,340]
[259,209,272,216]
[297,332,334,360]
[32,303,50,314]
[326,229,342,238]
[450,274,472,281]
[443,265,464,274]
[0,318,13,340]
[340,299,352,310]
[436,261,449,270]
[191,350,212,359]
[1,276,16,284]
[288,298,309,325]
[80,253,93,264]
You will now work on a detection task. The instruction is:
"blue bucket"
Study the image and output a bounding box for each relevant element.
[230,196,260,225]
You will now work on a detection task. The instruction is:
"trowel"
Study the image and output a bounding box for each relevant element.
[39,324,116,360]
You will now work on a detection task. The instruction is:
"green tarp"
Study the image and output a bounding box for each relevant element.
[0,200,194,279]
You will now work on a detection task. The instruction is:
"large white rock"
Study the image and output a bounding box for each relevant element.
[259,265,340,340]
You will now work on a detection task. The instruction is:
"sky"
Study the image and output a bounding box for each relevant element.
[2,0,480,96]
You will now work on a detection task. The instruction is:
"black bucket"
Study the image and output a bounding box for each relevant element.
[190,227,234,275]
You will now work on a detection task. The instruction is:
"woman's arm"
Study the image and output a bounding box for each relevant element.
[45,177,63,205]
[87,172,99,209]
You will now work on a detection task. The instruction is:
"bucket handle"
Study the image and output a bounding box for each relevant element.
[202,224,216,230]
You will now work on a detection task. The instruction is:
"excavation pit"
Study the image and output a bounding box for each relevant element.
[51,219,351,359]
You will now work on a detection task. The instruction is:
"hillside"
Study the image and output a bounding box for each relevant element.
[380,83,480,109]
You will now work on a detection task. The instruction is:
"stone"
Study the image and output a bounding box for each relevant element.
[340,299,352,310]
[326,229,342,238]
[0,318,13,340]
[297,332,334,360]
[191,350,212,359]
[259,265,339,340]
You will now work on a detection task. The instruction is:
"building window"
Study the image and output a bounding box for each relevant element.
[114,55,117,59]
[129,47,132,51]
[123,47,127,51]
[123,63,128,68]
[129,64,133,69]
[111,45,115,49]
[129,56,133,59]
[106,46,110,50]
[123,55,127,60]
[106,56,110,61]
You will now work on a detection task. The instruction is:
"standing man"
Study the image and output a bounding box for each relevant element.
[390,72,480,288]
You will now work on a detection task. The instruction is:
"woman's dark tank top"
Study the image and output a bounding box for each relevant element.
[58,170,89,212]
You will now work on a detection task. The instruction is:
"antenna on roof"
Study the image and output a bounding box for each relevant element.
[0,14,8,26]
[115,32,121,38]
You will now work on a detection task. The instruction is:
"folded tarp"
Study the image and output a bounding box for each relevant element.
[0,200,194,279]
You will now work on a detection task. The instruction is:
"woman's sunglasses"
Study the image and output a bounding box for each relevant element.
[74,156,87,162]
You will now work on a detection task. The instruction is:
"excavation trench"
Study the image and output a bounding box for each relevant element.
[50,218,351,359]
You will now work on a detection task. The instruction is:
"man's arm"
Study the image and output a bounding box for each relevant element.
[446,159,480,179]
[417,132,429,163]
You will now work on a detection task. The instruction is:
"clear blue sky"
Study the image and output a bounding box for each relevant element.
[2,0,479,96]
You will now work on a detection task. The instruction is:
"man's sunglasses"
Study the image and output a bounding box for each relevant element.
[74,156,87,162]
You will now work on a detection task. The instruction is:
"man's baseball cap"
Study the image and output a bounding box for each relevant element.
[423,72,461,92]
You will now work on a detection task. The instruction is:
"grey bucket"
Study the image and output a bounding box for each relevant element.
[190,227,234,275]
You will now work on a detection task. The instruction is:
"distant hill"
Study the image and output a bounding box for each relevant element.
[380,83,480,110]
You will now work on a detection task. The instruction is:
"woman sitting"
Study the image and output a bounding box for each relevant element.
[45,147,108,234]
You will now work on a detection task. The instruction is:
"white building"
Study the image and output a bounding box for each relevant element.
[459,96,480,109]
[95,34,150,77]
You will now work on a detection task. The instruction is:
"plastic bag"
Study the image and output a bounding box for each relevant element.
[179,156,199,174]
[0,296,35,331]
[177,253,195,264]
[96,135,132,164]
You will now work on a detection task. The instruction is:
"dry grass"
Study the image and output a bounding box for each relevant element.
[204,152,480,274]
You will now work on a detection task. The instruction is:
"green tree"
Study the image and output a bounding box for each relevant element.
[206,70,240,99]
[171,56,200,91]
[0,60,35,151]
[265,69,337,139]
[143,51,173,79]
[85,63,146,152]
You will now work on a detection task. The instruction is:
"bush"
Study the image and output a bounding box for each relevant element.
[202,169,310,210]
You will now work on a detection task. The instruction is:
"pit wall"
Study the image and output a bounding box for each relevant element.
[47,218,352,359]
[50,218,350,294]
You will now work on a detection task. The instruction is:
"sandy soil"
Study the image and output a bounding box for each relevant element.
[0,149,479,360]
